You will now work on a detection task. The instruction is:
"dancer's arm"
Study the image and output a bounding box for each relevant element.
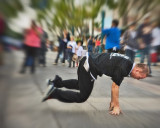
[109,82,121,115]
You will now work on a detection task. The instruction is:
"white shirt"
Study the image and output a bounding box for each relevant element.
[83,52,96,81]
[128,63,136,76]
[67,41,77,53]
[151,27,160,47]
[130,31,136,39]
[76,46,83,56]
[125,46,137,52]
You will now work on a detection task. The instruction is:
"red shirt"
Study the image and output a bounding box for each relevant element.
[25,27,42,48]
[96,40,101,46]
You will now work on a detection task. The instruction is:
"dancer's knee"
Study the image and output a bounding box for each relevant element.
[77,95,89,103]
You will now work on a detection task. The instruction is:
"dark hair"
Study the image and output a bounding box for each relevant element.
[31,20,36,26]
[112,19,119,26]
[76,40,83,45]
[136,63,149,75]
[130,22,137,27]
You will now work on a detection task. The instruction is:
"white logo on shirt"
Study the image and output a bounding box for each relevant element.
[110,53,129,60]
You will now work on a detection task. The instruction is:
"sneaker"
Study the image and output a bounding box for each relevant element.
[42,83,55,102]
[46,79,53,86]
[53,62,57,65]
[46,75,62,87]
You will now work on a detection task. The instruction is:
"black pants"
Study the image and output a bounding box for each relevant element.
[51,57,95,103]
[39,50,46,65]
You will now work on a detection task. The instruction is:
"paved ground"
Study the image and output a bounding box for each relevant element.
[0,50,160,128]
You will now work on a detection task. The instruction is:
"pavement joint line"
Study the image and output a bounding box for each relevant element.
[12,52,62,128]
[34,76,62,128]
[31,75,62,128]
[86,101,99,111]
[7,50,160,127]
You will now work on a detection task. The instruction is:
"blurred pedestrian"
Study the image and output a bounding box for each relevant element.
[82,35,87,50]
[20,20,42,74]
[87,36,93,53]
[122,22,139,62]
[102,19,121,53]
[39,29,48,67]
[137,16,152,76]
[150,21,160,66]
[42,52,149,116]
[67,36,77,68]
[92,37,96,53]
[50,41,54,51]
[53,30,69,65]
[95,37,101,53]
[63,30,70,63]
[53,36,64,65]
[76,41,83,67]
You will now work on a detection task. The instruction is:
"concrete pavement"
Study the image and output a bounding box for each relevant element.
[0,50,160,128]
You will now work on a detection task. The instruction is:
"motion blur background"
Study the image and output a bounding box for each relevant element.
[0,0,160,128]
[0,0,160,52]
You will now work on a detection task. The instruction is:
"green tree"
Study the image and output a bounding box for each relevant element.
[0,0,23,19]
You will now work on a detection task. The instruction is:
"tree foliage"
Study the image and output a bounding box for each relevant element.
[0,0,23,19]
[30,0,160,35]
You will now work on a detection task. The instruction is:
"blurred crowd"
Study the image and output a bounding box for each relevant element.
[51,16,160,77]
[0,14,160,76]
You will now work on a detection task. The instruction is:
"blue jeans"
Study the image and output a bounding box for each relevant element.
[140,45,151,74]
[95,46,100,53]
[88,45,92,53]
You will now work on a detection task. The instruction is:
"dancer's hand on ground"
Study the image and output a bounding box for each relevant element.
[109,107,122,115]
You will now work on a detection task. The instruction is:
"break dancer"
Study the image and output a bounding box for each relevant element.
[42,53,149,115]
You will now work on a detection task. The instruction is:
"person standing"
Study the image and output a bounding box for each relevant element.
[102,19,121,53]
[87,36,93,53]
[82,35,87,50]
[150,21,160,66]
[92,37,96,53]
[53,36,65,65]
[53,30,69,65]
[67,36,77,68]
[95,37,101,53]
[122,22,139,62]
[137,16,152,76]
[76,41,83,67]
[20,20,42,74]
[39,30,48,67]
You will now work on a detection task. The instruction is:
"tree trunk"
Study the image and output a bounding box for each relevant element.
[122,12,128,26]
